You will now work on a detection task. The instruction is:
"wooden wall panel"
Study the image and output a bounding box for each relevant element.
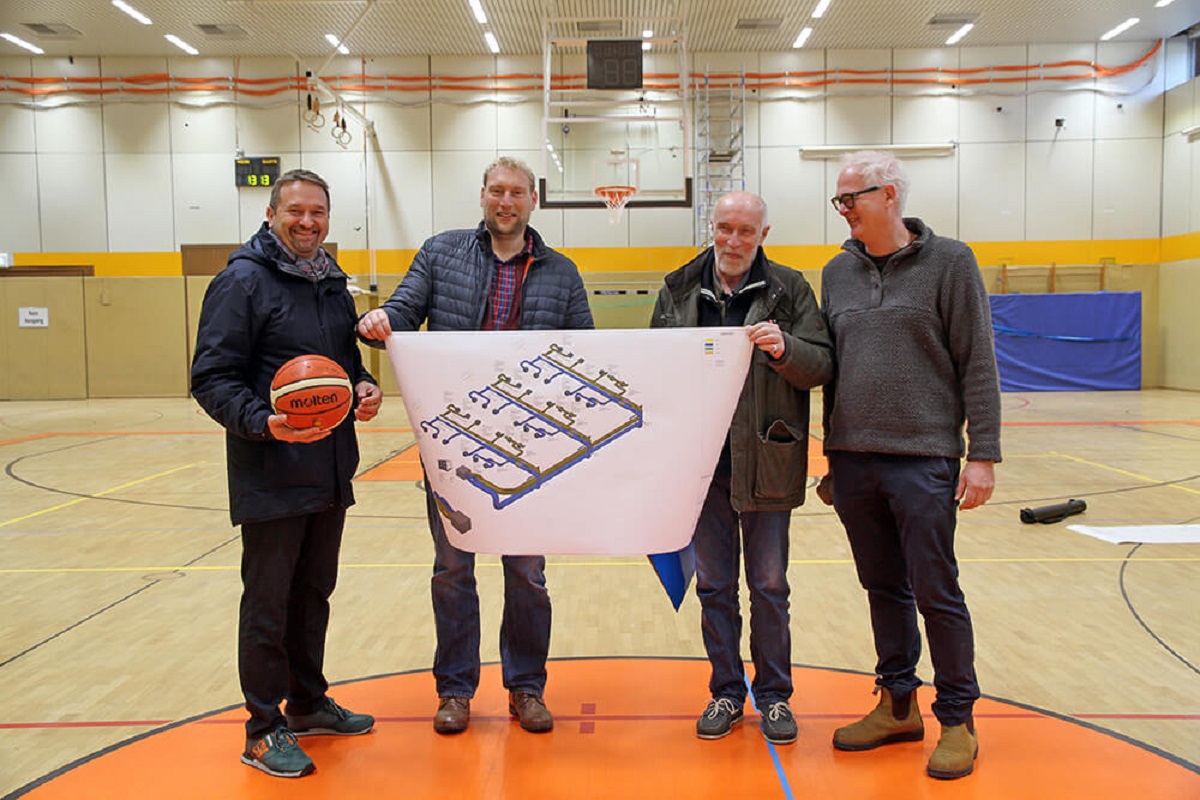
[84,277,188,398]
[0,276,87,399]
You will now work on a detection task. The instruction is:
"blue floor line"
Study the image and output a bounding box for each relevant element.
[745,674,795,800]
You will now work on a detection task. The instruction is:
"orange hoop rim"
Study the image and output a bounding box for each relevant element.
[594,185,638,208]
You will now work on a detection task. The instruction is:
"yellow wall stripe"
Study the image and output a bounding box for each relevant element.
[14,234,1200,278]
[1160,230,1200,263]
[17,251,182,276]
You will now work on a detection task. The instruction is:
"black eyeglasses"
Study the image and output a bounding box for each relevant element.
[830,185,882,211]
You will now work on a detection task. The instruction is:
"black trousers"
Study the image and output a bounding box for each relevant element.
[239,507,345,738]
[829,451,979,726]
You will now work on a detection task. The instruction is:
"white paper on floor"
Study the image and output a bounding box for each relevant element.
[1067,525,1200,545]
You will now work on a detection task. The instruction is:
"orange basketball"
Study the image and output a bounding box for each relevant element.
[270,354,353,430]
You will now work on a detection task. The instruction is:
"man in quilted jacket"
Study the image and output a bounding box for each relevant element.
[357,156,593,735]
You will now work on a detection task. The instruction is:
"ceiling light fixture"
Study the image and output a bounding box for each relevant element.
[1100,17,1140,41]
[468,0,488,25]
[792,27,813,48]
[164,34,198,55]
[1,32,45,54]
[1154,0,1176,7]
[324,33,349,54]
[946,23,974,45]
[484,31,499,54]
[112,0,152,25]
[811,0,833,19]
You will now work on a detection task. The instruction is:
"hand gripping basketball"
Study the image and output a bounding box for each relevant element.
[270,355,354,430]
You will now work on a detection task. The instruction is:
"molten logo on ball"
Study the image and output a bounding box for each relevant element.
[280,392,345,410]
[270,354,353,429]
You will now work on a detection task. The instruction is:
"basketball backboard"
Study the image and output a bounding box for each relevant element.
[540,4,692,210]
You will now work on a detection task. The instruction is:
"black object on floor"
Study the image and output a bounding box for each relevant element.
[1020,499,1087,524]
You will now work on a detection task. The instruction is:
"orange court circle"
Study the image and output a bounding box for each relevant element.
[14,658,1199,800]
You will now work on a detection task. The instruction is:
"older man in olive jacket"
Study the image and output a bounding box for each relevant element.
[651,191,832,746]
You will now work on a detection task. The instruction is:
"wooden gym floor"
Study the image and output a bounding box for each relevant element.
[1,389,1198,799]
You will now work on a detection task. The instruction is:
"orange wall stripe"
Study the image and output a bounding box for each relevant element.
[0,42,1160,98]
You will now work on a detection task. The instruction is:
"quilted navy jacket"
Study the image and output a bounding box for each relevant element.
[376,223,594,332]
[191,222,375,526]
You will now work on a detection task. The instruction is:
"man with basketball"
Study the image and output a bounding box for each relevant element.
[819,151,1000,780]
[651,191,832,746]
[357,156,593,735]
[192,168,382,778]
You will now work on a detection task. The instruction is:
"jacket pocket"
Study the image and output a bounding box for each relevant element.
[753,418,804,501]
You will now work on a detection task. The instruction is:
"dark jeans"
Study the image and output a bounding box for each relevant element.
[426,486,551,698]
[239,507,344,738]
[693,471,793,707]
[829,451,979,726]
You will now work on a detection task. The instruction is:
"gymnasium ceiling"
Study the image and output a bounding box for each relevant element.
[0,0,1198,60]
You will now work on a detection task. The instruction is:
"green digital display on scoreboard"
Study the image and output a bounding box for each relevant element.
[235,156,281,188]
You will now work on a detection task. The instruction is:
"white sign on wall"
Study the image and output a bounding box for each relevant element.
[19,307,50,328]
[386,327,752,555]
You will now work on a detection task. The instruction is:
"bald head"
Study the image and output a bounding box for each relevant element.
[712,191,768,228]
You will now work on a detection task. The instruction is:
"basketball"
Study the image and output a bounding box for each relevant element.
[270,354,353,430]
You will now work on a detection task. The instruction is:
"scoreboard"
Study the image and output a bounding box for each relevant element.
[235,156,281,188]
[586,40,643,90]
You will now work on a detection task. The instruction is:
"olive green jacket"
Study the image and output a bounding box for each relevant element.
[651,247,834,511]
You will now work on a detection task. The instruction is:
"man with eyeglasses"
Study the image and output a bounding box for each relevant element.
[818,151,1001,780]
[652,191,832,746]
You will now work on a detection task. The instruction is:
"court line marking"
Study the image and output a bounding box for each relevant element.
[2,421,1195,449]
[1003,420,1198,427]
[5,710,1199,731]
[0,427,415,447]
[3,556,1199,575]
[0,464,199,529]
[744,677,796,800]
[1055,453,1200,496]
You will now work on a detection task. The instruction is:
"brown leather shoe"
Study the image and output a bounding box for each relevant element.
[832,687,924,751]
[433,696,470,734]
[927,719,978,779]
[508,692,554,733]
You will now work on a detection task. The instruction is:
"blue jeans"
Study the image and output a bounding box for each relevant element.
[829,451,979,726]
[426,485,551,698]
[693,471,793,707]
[239,508,344,738]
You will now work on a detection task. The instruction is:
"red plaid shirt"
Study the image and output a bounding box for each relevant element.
[481,234,533,331]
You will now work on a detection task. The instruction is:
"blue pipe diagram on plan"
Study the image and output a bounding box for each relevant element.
[421,343,644,533]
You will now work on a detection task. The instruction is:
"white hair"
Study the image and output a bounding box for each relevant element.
[840,150,909,213]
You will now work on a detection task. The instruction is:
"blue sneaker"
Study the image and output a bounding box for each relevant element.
[241,727,314,778]
[286,698,374,736]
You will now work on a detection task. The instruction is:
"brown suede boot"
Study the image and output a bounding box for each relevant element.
[832,687,925,751]
[927,719,978,779]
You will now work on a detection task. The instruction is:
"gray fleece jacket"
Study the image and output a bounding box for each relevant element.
[821,218,1002,463]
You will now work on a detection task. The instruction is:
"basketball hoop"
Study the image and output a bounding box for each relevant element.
[595,185,637,225]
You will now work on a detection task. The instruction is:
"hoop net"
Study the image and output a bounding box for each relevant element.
[595,185,637,225]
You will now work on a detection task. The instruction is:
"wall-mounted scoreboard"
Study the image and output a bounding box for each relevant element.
[234,156,281,188]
